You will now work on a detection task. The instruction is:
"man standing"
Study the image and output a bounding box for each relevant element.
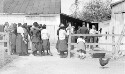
[89,25,98,48]
[89,25,98,43]
[79,22,88,34]
[79,22,89,42]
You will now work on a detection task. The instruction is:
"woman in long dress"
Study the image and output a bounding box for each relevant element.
[16,23,24,55]
[41,24,51,55]
[9,23,17,55]
[21,23,28,55]
[30,22,41,56]
[58,24,68,58]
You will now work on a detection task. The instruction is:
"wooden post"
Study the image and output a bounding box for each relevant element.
[6,33,11,55]
[112,26,115,54]
[68,23,71,58]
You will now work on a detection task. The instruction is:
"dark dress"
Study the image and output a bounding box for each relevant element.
[22,28,28,55]
[58,39,68,52]
[10,24,17,54]
[16,33,23,55]
[10,32,16,54]
[30,27,41,55]
[58,29,68,52]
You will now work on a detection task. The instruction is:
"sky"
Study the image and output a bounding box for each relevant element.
[61,0,89,15]
[61,0,121,15]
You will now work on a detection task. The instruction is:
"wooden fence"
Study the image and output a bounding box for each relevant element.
[67,25,125,58]
[0,32,11,55]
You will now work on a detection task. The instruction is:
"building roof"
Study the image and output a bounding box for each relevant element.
[110,0,125,7]
[2,0,61,14]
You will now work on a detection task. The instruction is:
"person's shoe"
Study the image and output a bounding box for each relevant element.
[42,52,45,56]
[60,55,64,58]
[63,54,68,58]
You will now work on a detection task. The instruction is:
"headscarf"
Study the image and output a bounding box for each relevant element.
[18,23,22,27]
[33,22,39,27]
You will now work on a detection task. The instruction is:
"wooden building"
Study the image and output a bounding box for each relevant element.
[110,0,125,53]
[99,0,125,52]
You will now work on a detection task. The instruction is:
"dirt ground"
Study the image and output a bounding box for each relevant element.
[0,46,125,74]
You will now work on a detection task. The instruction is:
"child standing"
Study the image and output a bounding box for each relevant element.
[77,36,86,59]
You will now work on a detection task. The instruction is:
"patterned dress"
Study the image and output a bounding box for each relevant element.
[30,27,40,55]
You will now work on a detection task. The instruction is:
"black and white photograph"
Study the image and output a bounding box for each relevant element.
[0,0,125,74]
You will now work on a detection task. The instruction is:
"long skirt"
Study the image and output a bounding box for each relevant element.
[32,42,39,52]
[77,42,86,53]
[42,39,50,51]
[22,41,28,55]
[58,39,68,52]
[38,41,43,54]
[10,33,16,54]
[77,42,86,51]
[56,40,59,51]
[16,34,23,54]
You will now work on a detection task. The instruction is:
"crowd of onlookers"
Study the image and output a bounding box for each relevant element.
[2,21,102,58]
[3,22,52,56]
[56,22,102,58]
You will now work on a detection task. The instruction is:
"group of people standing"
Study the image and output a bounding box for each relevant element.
[3,21,101,58]
[4,22,52,56]
[56,22,101,58]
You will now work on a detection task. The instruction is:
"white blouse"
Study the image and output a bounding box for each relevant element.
[41,29,50,39]
[59,29,67,40]
[77,38,85,43]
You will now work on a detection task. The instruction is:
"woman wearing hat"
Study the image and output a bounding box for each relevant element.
[58,23,68,58]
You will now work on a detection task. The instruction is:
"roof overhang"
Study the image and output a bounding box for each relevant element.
[110,0,125,8]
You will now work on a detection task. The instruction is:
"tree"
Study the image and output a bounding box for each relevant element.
[71,0,112,22]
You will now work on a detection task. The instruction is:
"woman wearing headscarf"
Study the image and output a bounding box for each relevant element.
[16,23,24,55]
[30,22,41,56]
[58,24,68,58]
[56,24,62,53]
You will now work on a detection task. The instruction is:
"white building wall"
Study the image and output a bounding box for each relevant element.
[0,14,60,44]
[99,2,125,52]
[98,20,113,51]
[110,2,125,52]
